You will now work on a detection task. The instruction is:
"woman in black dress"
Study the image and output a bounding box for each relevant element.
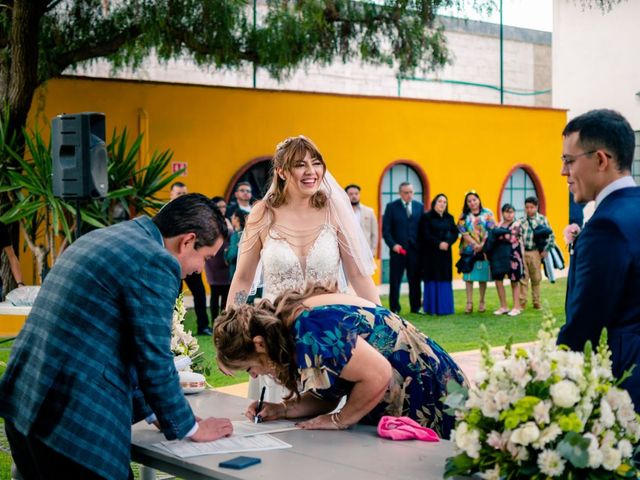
[418,194,459,315]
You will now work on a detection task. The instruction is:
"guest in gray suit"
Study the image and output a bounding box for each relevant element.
[346,183,378,256]
[0,194,233,480]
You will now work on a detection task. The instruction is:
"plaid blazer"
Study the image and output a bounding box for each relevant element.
[0,216,196,480]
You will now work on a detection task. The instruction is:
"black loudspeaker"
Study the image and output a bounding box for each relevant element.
[52,112,108,199]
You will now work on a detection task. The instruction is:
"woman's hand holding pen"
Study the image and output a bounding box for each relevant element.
[244,400,284,422]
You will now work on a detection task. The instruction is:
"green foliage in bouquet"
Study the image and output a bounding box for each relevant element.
[443,310,640,479]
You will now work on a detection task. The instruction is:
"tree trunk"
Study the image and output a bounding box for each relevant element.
[5,0,43,143]
[0,1,45,292]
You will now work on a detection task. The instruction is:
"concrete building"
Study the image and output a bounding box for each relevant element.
[553,0,640,222]
[71,15,551,107]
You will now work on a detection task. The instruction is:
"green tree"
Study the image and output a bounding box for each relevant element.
[1,0,501,150]
[0,0,629,155]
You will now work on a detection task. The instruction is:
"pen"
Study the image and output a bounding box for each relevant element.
[254,386,266,424]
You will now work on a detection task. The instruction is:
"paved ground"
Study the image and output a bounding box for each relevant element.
[198,274,557,397]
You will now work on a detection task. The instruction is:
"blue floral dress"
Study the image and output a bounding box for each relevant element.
[294,304,466,437]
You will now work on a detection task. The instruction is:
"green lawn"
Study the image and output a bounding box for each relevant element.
[0,278,567,479]
[190,278,567,387]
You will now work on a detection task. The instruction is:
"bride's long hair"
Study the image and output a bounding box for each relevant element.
[265,135,328,210]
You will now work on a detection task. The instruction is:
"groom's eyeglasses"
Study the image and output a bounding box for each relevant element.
[561,150,611,166]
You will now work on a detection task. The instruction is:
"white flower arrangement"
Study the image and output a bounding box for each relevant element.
[170,294,204,372]
[444,310,640,479]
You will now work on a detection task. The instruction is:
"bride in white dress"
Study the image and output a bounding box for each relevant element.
[225,135,380,401]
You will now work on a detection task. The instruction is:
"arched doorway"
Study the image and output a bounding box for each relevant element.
[225,157,272,204]
[498,165,544,220]
[378,161,428,283]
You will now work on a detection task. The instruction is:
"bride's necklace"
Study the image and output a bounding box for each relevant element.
[269,223,329,249]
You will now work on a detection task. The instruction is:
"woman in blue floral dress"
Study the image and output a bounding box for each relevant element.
[214,284,467,438]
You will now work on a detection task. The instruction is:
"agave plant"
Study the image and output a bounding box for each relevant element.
[83,128,184,227]
[0,121,185,284]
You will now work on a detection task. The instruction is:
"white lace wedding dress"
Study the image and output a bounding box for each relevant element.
[248,223,341,402]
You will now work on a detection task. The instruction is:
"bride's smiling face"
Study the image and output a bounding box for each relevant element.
[279,151,325,199]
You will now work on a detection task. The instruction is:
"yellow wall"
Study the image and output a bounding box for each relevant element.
[24,77,568,283]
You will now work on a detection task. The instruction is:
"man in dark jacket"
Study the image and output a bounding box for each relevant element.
[382,182,423,314]
[558,109,640,412]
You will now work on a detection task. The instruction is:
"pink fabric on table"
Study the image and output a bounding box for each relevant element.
[377,416,440,442]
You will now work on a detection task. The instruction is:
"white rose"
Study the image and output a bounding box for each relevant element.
[510,421,540,446]
[601,446,622,471]
[537,449,566,477]
[454,422,481,459]
[550,380,580,408]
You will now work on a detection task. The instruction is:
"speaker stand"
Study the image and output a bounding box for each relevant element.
[75,198,82,241]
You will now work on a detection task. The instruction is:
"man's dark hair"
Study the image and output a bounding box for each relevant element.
[211,196,225,204]
[344,184,361,192]
[398,181,412,191]
[170,181,186,190]
[235,181,251,191]
[524,196,538,207]
[153,193,227,248]
[501,203,515,213]
[563,109,635,172]
[232,209,248,230]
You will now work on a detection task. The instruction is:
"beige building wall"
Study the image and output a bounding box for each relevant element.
[70,15,551,107]
[553,0,640,127]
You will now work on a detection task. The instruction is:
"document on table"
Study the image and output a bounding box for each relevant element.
[232,420,300,437]
[156,434,292,458]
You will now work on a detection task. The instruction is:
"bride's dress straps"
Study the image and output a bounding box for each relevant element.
[228,202,270,303]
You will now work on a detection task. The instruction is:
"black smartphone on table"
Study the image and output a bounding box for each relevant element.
[219,456,261,469]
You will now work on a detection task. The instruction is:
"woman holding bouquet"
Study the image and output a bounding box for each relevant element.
[458,191,495,314]
[214,283,466,438]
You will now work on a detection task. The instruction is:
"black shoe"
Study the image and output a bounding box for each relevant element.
[197,327,213,336]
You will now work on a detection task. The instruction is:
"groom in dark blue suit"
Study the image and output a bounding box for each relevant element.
[0,194,234,479]
[383,182,423,314]
[558,109,640,412]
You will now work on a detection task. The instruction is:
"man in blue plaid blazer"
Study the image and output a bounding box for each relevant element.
[0,194,233,479]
